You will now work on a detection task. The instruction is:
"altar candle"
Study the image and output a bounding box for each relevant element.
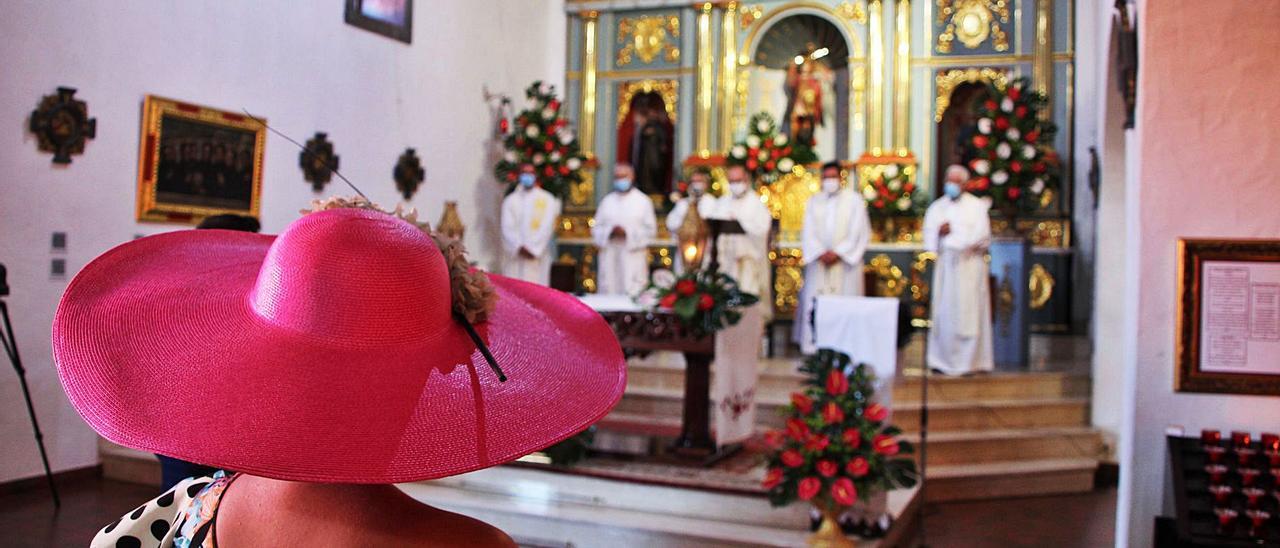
[1203,429,1223,446]
[1233,431,1253,448]
[1207,464,1230,485]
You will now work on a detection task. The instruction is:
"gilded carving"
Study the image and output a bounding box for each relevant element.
[617,15,681,66]
[866,254,907,297]
[568,164,596,209]
[836,1,869,24]
[740,4,765,29]
[616,80,680,125]
[935,0,1010,53]
[771,247,804,317]
[759,167,819,243]
[1028,262,1054,310]
[934,67,1008,122]
[910,252,936,303]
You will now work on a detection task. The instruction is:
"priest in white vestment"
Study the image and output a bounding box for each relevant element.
[709,165,773,314]
[501,164,562,285]
[592,163,658,296]
[922,165,994,375]
[794,161,871,354]
[666,168,717,273]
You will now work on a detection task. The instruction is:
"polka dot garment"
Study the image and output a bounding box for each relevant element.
[92,471,236,548]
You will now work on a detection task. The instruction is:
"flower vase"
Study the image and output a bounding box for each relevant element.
[808,508,855,548]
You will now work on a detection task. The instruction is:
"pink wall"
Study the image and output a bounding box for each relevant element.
[1121,1,1280,545]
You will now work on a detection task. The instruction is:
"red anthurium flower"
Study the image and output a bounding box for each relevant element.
[984,100,998,111]
[762,467,784,489]
[972,177,991,191]
[817,460,838,478]
[765,160,776,171]
[544,141,555,152]
[842,428,862,448]
[747,158,759,170]
[791,393,814,414]
[786,418,810,441]
[973,135,989,148]
[748,147,759,157]
[1026,131,1039,143]
[804,434,831,453]
[846,456,870,477]
[1015,105,1028,118]
[1007,187,1021,200]
[781,449,805,468]
[826,370,849,396]
[797,477,821,501]
[676,279,696,296]
[1010,161,1023,173]
[1008,87,1022,100]
[822,401,844,424]
[516,137,525,146]
[994,117,1010,131]
[659,293,677,309]
[873,199,885,209]
[506,172,517,182]
[549,99,561,111]
[831,477,857,506]
[559,166,570,176]
[903,182,915,193]
[873,434,900,456]
[1033,162,1047,174]
[544,166,555,177]
[864,403,888,422]
[763,430,785,448]
[697,293,715,311]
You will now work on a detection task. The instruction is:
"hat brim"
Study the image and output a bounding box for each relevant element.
[53,230,625,483]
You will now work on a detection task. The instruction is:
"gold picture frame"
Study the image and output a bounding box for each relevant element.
[136,96,265,224]
[1176,238,1280,395]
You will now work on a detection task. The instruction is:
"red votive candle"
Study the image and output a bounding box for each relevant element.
[1216,507,1239,532]
[1247,509,1270,538]
[1207,464,1231,485]
[1203,429,1224,446]
[1265,450,1280,468]
[1238,448,1259,467]
[1244,487,1267,508]
[1262,433,1280,452]
[1240,468,1262,487]
[1233,431,1253,448]
[1210,484,1235,505]
[1205,446,1228,464]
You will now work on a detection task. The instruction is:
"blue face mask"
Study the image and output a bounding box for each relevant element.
[944,182,962,199]
[613,178,632,192]
[518,173,536,188]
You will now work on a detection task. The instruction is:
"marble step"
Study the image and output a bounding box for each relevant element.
[924,457,1098,502]
[904,426,1105,467]
[611,385,1091,433]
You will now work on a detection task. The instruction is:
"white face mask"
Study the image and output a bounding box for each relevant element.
[690,182,707,196]
[728,181,749,197]
[822,178,841,194]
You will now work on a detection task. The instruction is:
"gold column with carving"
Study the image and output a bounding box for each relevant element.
[718,2,739,152]
[867,0,885,153]
[580,12,599,156]
[892,0,910,153]
[1033,0,1053,106]
[696,2,715,156]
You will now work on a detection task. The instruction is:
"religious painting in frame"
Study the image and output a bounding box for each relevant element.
[1176,239,1280,396]
[344,0,412,44]
[135,95,266,224]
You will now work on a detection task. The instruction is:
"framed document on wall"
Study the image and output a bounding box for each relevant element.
[1177,239,1280,395]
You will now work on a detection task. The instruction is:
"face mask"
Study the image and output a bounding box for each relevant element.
[690,182,707,196]
[729,181,748,197]
[613,178,632,192]
[518,173,536,188]
[944,182,963,199]
[822,178,841,194]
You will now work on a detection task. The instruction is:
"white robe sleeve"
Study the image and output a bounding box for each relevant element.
[666,199,689,233]
[922,201,942,254]
[738,199,772,239]
[630,194,658,251]
[833,197,869,266]
[942,198,991,253]
[800,196,824,266]
[526,193,561,255]
[500,193,523,257]
[591,195,616,248]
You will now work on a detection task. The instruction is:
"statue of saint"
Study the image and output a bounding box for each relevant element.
[784,54,832,148]
[616,92,674,198]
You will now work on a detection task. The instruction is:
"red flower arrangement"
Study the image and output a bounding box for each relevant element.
[860,161,922,216]
[726,113,817,184]
[761,350,917,512]
[966,77,1062,215]
[493,81,588,200]
[643,269,760,338]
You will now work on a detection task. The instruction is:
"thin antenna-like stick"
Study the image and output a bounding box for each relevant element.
[455,313,507,382]
[240,109,368,200]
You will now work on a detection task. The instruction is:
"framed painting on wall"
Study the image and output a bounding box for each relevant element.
[1176,238,1280,396]
[135,95,266,224]
[344,0,413,44]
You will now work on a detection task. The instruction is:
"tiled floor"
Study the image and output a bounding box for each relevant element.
[3,474,1117,547]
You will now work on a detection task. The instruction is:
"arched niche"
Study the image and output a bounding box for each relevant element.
[932,68,1008,194]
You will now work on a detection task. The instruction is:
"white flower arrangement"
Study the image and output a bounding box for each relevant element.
[503,151,516,163]
[1022,144,1037,159]
[996,142,1012,159]
[862,185,877,200]
[746,135,761,148]
[756,119,771,133]
[888,178,901,191]
[651,268,676,290]
[541,108,555,119]
[525,125,540,138]
[532,153,545,165]
[972,159,991,175]
[758,150,770,162]
[778,157,795,172]
[896,197,912,210]
[550,151,562,162]
[1031,178,1046,194]
[883,164,899,178]
[1007,128,1021,141]
[558,129,575,145]
[773,134,788,147]
[731,145,747,159]
[991,170,1009,185]
[566,157,582,170]
[978,118,992,134]
[1001,98,1014,113]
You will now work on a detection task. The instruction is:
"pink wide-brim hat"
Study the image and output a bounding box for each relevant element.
[52,207,625,483]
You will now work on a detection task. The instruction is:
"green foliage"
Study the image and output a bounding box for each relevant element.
[761,349,919,511]
[645,269,760,339]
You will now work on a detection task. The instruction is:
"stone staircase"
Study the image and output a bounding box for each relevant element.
[597,354,1104,503]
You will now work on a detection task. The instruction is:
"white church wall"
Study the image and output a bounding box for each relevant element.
[0,0,565,484]
[1119,1,1280,545]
